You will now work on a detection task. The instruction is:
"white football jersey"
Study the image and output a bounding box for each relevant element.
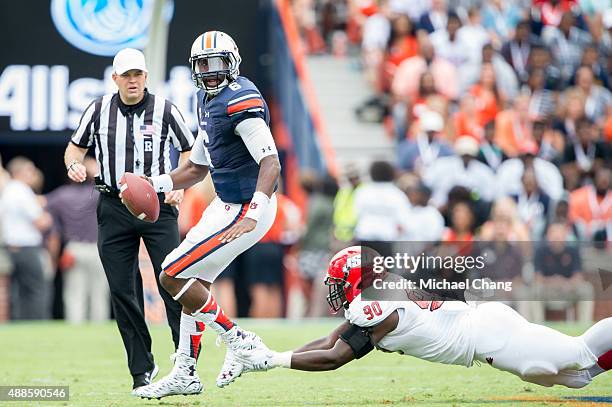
[345,294,475,367]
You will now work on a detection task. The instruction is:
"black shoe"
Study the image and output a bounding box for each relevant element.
[132,364,159,389]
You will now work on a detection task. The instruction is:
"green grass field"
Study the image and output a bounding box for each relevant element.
[1,320,611,406]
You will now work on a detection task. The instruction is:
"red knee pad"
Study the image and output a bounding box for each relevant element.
[597,349,612,371]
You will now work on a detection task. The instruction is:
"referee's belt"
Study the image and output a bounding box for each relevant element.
[94,177,121,198]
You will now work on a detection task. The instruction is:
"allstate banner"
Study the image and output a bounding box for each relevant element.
[0,0,264,141]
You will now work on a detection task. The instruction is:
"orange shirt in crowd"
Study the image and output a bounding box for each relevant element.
[605,115,612,142]
[495,109,535,157]
[568,185,612,239]
[453,110,484,142]
[386,37,419,69]
[470,84,498,126]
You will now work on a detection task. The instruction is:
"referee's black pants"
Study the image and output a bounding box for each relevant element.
[97,193,182,377]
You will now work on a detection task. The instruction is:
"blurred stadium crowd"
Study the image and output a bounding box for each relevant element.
[0,0,610,323]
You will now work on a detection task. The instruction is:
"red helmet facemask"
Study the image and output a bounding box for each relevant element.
[325,246,364,313]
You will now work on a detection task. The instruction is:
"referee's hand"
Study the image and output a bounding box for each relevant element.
[67,161,87,183]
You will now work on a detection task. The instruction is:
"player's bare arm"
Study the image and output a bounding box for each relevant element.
[237,310,399,372]
[163,151,191,205]
[294,321,352,353]
[285,310,398,371]
[218,153,281,243]
[64,142,88,183]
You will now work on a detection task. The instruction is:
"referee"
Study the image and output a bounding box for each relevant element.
[63,48,195,391]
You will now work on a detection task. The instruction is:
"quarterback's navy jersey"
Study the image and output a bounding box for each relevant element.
[196,76,271,203]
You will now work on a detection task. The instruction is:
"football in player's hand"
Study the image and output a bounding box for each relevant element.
[119,172,160,223]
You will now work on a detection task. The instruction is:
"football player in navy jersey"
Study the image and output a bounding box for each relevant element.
[133,31,281,399]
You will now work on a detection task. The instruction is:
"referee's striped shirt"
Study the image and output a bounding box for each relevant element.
[71,90,195,190]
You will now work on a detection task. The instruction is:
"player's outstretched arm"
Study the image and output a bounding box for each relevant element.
[294,321,352,353]
[238,311,399,372]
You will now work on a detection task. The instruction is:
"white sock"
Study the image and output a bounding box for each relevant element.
[177,312,205,360]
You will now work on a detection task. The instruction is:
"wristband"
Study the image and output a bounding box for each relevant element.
[245,191,270,221]
[271,351,293,368]
[150,174,173,193]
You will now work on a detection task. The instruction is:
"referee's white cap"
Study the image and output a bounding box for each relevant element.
[113,48,148,75]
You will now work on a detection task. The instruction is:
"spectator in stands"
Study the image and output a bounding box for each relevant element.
[397,71,453,142]
[525,68,557,121]
[532,118,565,164]
[496,142,564,200]
[454,94,484,143]
[512,167,553,239]
[423,136,496,207]
[417,0,449,34]
[561,117,609,190]
[495,93,536,158]
[45,157,109,323]
[442,200,476,242]
[479,197,531,242]
[0,157,53,320]
[542,11,592,85]
[553,87,586,143]
[462,43,519,99]
[429,12,471,70]
[568,167,611,241]
[478,216,527,306]
[0,156,12,294]
[397,110,454,172]
[550,193,580,241]
[531,222,594,323]
[470,62,502,127]
[392,37,459,103]
[481,0,523,47]
[501,20,541,84]
[571,44,609,89]
[458,7,491,65]
[333,163,361,244]
[354,161,411,257]
[573,65,612,125]
[298,172,336,281]
[383,14,419,91]
[361,0,392,94]
[298,172,337,316]
[526,45,563,91]
[400,178,445,242]
[477,120,507,171]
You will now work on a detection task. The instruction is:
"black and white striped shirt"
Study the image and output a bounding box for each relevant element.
[71,91,194,189]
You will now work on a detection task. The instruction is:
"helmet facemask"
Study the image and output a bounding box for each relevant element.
[325,276,350,313]
[191,53,235,95]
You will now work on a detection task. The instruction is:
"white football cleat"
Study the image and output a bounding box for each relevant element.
[216,326,269,388]
[133,353,203,399]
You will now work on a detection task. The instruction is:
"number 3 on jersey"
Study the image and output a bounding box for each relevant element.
[363,301,382,320]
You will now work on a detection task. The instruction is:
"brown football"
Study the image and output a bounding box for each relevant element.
[119,172,160,223]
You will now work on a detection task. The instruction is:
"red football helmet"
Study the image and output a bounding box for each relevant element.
[325,246,364,313]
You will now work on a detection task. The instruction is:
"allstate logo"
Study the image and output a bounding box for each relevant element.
[51,0,174,56]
